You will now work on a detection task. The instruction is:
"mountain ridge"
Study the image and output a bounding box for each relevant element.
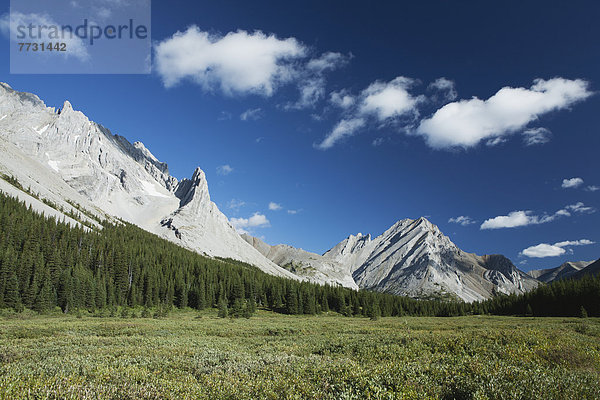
[0,82,296,280]
[245,217,539,302]
[1,82,541,302]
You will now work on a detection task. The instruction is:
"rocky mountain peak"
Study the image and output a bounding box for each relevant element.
[174,166,210,210]
[1,82,295,280]
[61,100,73,112]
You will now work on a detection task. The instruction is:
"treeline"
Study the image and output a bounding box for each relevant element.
[476,274,600,317]
[0,192,470,317]
[1,191,598,318]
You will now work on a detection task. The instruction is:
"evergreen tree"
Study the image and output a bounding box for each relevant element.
[217,297,228,318]
[286,287,298,315]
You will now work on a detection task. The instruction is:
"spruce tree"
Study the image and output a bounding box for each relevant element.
[217,297,228,318]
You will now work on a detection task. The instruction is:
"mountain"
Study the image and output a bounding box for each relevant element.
[0,82,296,280]
[241,234,358,290]
[570,258,600,280]
[0,82,539,302]
[245,217,539,302]
[528,261,593,283]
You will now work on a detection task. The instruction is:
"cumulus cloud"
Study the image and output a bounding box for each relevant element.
[287,209,300,215]
[315,118,366,150]
[448,216,476,226]
[285,52,351,110]
[306,51,350,72]
[562,177,584,189]
[268,202,282,211]
[481,211,535,229]
[359,77,424,121]
[522,127,552,146]
[154,27,306,94]
[0,12,89,61]
[230,212,270,234]
[216,164,234,175]
[480,202,594,230]
[416,78,592,149]
[240,108,263,121]
[317,76,423,150]
[330,89,356,109]
[288,78,327,109]
[428,77,457,102]
[586,185,600,192]
[521,239,595,258]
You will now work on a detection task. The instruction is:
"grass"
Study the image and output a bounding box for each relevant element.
[1,310,599,399]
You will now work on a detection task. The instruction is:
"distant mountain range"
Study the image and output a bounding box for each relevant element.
[244,218,538,302]
[1,82,592,302]
[529,260,599,283]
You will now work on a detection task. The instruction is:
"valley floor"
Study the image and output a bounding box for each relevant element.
[1,311,599,399]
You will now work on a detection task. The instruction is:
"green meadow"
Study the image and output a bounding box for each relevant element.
[1,311,599,399]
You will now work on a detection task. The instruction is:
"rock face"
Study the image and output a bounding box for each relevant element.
[0,82,296,280]
[571,259,600,280]
[245,217,539,302]
[528,261,593,283]
[241,234,358,290]
[0,82,539,301]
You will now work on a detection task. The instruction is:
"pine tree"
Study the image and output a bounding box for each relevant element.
[217,297,228,318]
[5,271,21,311]
[285,287,298,315]
[369,300,381,321]
[34,270,54,313]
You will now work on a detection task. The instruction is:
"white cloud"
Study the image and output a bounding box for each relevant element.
[448,216,476,226]
[481,202,594,230]
[566,202,595,214]
[586,185,600,192]
[317,76,423,150]
[416,78,592,149]
[522,127,552,146]
[287,209,300,215]
[0,12,89,61]
[359,77,423,121]
[315,118,366,150]
[330,90,356,109]
[216,164,234,175]
[230,212,270,234]
[481,211,534,229]
[288,78,326,109]
[240,108,263,121]
[522,243,566,258]
[486,137,507,147]
[554,239,594,247]
[428,77,457,102]
[521,239,595,258]
[285,52,351,110]
[268,202,282,211]
[227,198,245,212]
[562,177,584,189]
[154,27,306,94]
[306,51,350,72]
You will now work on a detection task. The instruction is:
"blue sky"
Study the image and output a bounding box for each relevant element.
[1,0,599,270]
